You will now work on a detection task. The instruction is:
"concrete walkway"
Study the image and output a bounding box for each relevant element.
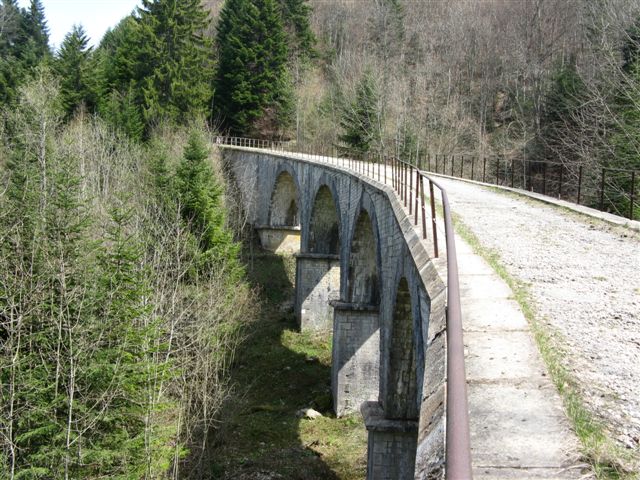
[455,238,585,479]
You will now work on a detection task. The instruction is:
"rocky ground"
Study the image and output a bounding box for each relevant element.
[436,178,640,462]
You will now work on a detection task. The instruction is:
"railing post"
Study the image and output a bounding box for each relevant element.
[630,171,636,220]
[451,155,455,177]
[543,162,547,196]
[420,176,427,240]
[415,169,420,225]
[483,157,487,183]
[471,156,475,181]
[600,168,606,211]
[460,155,464,178]
[577,166,583,205]
[429,180,439,258]
[558,165,563,198]
[404,162,408,207]
[495,157,500,185]
[409,163,414,215]
[511,159,515,188]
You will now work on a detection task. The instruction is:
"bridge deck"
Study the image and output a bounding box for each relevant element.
[436,176,640,475]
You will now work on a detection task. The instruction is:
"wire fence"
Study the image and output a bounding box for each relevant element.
[426,154,638,221]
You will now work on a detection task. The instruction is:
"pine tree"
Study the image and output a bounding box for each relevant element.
[175,131,241,274]
[23,0,49,60]
[55,25,94,117]
[136,0,213,126]
[213,0,292,137]
[0,0,27,106]
[338,71,382,158]
[537,61,585,164]
[278,0,315,61]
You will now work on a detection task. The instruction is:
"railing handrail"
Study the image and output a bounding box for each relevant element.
[215,136,473,479]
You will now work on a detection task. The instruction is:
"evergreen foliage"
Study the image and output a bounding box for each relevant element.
[136,0,214,125]
[213,0,293,137]
[338,71,382,158]
[176,132,241,274]
[0,0,50,106]
[278,0,316,61]
[55,24,94,117]
[537,61,585,164]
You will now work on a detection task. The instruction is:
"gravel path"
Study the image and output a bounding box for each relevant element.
[437,177,640,458]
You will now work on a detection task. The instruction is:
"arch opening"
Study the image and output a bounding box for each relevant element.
[269,171,299,227]
[309,185,340,255]
[347,210,379,305]
[387,277,419,419]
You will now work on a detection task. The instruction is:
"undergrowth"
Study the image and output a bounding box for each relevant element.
[210,250,367,479]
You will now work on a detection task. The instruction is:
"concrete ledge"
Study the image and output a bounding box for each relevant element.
[427,172,640,232]
[295,252,340,260]
[362,401,419,433]
[254,224,301,231]
[330,300,379,312]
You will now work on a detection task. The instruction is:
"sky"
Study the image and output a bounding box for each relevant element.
[18,0,142,50]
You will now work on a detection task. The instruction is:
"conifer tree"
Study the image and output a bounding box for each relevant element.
[338,71,382,158]
[175,132,241,274]
[278,0,315,61]
[213,0,292,137]
[136,0,213,125]
[23,0,49,60]
[55,25,94,117]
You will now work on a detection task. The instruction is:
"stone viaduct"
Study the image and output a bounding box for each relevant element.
[223,146,449,479]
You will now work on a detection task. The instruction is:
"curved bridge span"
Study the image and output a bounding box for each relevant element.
[220,142,586,480]
[223,144,452,478]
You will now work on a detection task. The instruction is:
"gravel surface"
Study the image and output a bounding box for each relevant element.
[437,178,640,457]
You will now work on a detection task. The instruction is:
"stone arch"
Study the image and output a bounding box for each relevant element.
[347,210,379,305]
[387,277,419,419]
[308,185,341,254]
[269,171,300,227]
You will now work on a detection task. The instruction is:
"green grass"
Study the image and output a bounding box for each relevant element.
[452,214,638,479]
[210,249,367,479]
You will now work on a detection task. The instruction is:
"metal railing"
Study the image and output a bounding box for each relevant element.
[215,136,473,479]
[427,154,638,221]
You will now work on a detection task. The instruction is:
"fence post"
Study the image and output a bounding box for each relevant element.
[630,171,636,220]
[415,169,420,225]
[511,159,515,188]
[420,176,427,240]
[483,157,487,183]
[460,155,464,178]
[409,163,414,215]
[599,168,606,211]
[451,155,455,177]
[429,180,439,258]
[558,165,563,198]
[471,156,475,181]
[495,157,500,185]
[577,166,583,205]
[543,162,547,196]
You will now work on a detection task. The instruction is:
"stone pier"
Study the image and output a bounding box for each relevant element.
[294,253,340,331]
[331,302,380,416]
[255,225,301,254]
[362,402,418,480]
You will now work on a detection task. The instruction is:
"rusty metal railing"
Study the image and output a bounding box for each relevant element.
[215,136,473,479]
[428,154,639,221]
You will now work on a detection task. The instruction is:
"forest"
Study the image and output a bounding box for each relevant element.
[1,0,640,478]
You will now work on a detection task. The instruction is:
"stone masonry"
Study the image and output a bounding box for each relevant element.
[295,253,340,331]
